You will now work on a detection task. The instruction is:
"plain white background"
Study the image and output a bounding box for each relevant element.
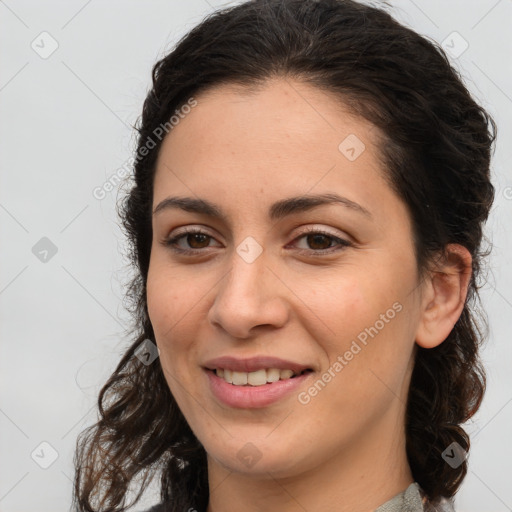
[0,1,511,511]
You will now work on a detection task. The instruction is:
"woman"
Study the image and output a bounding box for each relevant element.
[73,1,496,511]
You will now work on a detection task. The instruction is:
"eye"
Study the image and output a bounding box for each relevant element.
[162,226,352,256]
[162,228,221,254]
[289,227,352,255]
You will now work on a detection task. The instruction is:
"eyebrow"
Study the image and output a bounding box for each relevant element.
[153,193,372,222]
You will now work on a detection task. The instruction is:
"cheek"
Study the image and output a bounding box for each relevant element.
[146,263,193,376]
[297,269,414,398]
[295,271,382,352]
[146,258,196,337]
[146,273,195,405]
[146,260,212,386]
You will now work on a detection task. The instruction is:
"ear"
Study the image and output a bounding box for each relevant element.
[415,244,472,349]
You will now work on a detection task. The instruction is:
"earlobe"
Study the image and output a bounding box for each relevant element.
[415,244,472,349]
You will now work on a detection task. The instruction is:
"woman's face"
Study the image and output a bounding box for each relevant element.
[147,78,426,478]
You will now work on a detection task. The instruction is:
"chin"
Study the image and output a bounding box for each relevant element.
[205,437,305,477]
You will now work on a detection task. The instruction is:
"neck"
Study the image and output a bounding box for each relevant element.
[205,412,414,512]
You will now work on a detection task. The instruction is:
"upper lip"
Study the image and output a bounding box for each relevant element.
[203,355,313,374]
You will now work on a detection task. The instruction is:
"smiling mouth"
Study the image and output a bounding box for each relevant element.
[208,368,313,386]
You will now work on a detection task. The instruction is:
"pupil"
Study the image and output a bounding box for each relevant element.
[189,233,209,248]
[308,234,330,250]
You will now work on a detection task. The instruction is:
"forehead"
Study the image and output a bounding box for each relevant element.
[162,78,380,155]
[152,78,401,225]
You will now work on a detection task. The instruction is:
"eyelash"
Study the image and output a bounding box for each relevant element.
[162,227,352,256]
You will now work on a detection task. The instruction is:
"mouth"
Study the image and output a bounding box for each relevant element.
[202,355,315,407]
[204,366,315,408]
[206,367,314,386]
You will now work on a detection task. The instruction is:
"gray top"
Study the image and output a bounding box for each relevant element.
[143,482,456,511]
[375,482,455,512]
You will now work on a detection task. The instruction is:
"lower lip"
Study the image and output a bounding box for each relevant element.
[205,369,313,408]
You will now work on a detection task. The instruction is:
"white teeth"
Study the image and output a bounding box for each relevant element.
[266,368,281,383]
[214,367,306,386]
[280,369,294,380]
[247,369,267,386]
[232,371,248,386]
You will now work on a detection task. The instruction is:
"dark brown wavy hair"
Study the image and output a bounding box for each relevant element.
[73,0,496,510]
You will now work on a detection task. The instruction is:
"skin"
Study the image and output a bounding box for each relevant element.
[146,77,472,512]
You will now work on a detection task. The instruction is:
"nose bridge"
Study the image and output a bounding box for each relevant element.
[208,241,289,337]
[222,233,272,298]
[227,246,268,298]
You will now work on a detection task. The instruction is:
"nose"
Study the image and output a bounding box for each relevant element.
[207,249,290,339]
